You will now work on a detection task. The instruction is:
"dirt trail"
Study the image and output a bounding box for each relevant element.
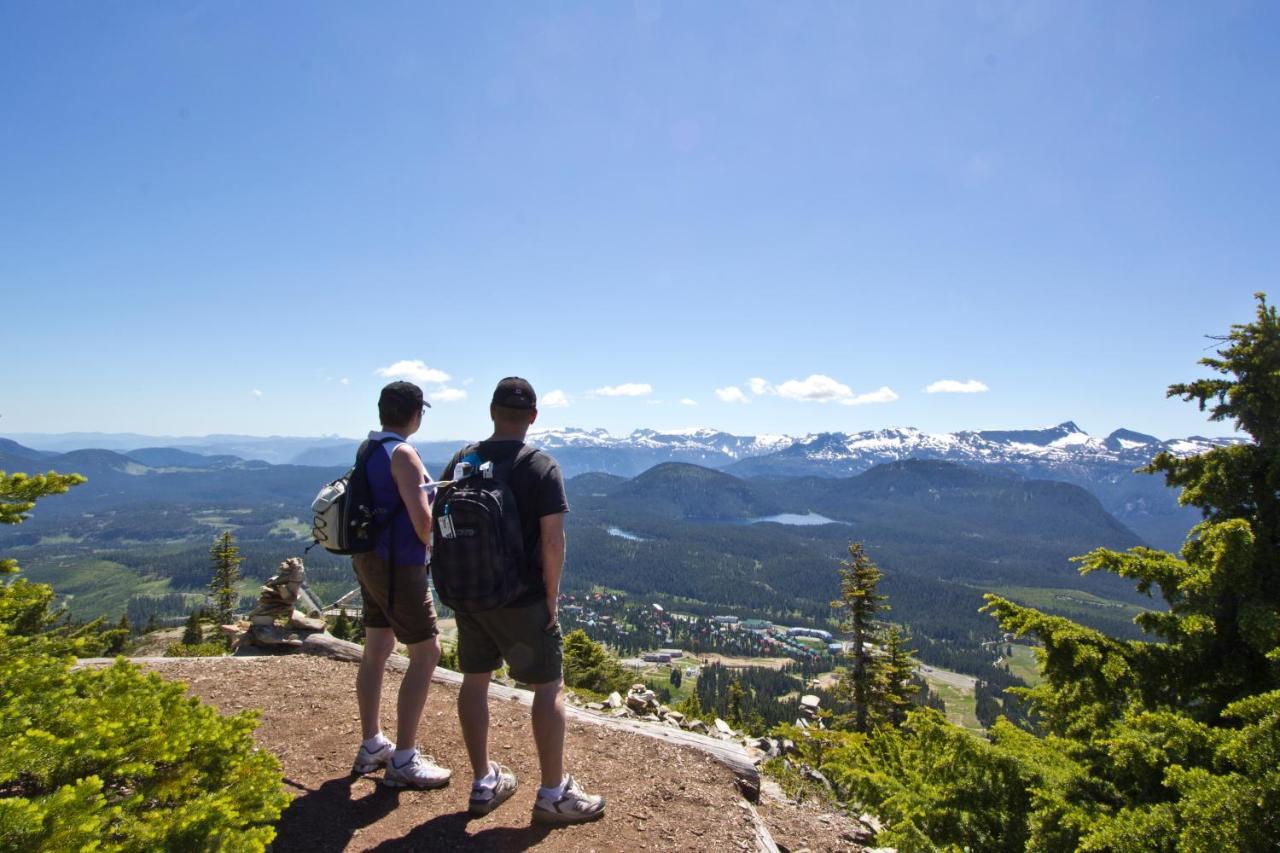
[141,656,864,852]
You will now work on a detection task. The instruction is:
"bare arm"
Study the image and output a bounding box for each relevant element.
[540,512,566,628]
[390,444,432,545]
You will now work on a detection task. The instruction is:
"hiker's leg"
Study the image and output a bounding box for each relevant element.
[395,635,440,749]
[458,672,492,779]
[357,627,396,740]
[530,678,566,788]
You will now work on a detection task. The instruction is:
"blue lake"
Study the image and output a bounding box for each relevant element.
[748,512,845,526]
[606,527,650,541]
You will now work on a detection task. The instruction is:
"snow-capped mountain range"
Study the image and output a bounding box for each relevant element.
[528,421,1235,477]
[528,422,1240,552]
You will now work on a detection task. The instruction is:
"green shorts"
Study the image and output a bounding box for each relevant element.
[455,599,563,685]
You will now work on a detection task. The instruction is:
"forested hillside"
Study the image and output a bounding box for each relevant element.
[1,439,1153,675]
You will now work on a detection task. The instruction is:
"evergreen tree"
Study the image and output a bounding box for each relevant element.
[207,530,243,631]
[143,613,159,634]
[331,610,351,640]
[832,542,888,732]
[181,610,204,646]
[669,666,682,688]
[979,293,1280,848]
[726,681,745,726]
[117,613,131,636]
[562,629,632,695]
[879,625,919,727]
[0,469,287,848]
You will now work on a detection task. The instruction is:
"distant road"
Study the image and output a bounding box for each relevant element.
[917,663,977,691]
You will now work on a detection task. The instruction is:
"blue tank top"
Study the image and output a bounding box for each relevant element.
[364,431,433,567]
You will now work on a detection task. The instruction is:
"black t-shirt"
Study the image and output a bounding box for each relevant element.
[440,440,568,606]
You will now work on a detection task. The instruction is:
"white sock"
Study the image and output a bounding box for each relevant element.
[363,733,393,752]
[392,747,418,766]
[538,775,569,798]
[473,764,498,790]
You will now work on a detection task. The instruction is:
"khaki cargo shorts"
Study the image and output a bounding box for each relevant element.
[352,551,439,645]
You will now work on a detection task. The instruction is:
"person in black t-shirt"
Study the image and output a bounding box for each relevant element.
[440,378,605,824]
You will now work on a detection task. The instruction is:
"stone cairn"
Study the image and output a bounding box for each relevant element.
[222,557,328,653]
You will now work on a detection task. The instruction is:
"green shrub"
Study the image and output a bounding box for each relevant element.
[1,468,288,851]
[0,654,288,852]
[164,641,228,658]
[563,629,632,696]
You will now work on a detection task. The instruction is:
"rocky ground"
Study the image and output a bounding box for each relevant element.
[145,656,866,852]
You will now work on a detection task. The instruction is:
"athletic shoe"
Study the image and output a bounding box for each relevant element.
[351,740,395,776]
[532,775,606,825]
[468,762,518,816]
[382,752,452,789]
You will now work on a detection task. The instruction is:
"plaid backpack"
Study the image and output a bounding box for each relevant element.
[430,444,537,612]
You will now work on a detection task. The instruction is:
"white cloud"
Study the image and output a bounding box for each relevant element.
[715,386,750,404]
[250,389,263,398]
[542,389,570,408]
[841,386,900,406]
[339,377,349,386]
[375,360,451,385]
[589,383,653,397]
[745,374,900,406]
[925,379,989,394]
[775,374,855,403]
[680,398,698,406]
[428,387,467,403]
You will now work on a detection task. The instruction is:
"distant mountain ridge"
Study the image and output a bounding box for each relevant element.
[4,423,1241,549]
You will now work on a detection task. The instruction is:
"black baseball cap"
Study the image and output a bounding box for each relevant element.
[379,380,430,410]
[491,377,537,410]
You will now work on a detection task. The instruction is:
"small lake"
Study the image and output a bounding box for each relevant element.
[748,512,846,526]
[606,526,650,541]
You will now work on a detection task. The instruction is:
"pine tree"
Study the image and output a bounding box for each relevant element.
[181,610,204,646]
[879,626,919,727]
[208,530,243,630]
[980,292,1280,848]
[832,542,888,732]
[726,681,745,726]
[331,610,351,640]
[143,613,159,634]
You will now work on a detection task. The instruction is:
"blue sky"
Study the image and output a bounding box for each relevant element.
[2,2,1274,442]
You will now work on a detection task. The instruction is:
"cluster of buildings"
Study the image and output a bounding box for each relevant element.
[705,615,845,656]
[556,592,847,666]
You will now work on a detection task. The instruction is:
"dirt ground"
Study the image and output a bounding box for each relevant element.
[148,656,865,852]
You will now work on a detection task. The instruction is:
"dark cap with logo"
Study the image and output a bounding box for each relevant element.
[379,380,430,410]
[491,377,537,410]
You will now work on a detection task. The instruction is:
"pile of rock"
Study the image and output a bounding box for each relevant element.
[222,557,329,653]
[574,683,739,738]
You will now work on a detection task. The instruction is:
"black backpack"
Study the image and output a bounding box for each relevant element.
[430,444,537,612]
[309,437,402,555]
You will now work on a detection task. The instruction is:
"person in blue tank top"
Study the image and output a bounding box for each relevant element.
[349,381,452,789]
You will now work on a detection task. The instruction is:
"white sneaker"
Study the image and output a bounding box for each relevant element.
[351,740,395,776]
[469,762,518,816]
[532,775,605,824]
[383,752,452,789]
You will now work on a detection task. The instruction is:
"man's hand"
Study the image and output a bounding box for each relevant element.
[546,594,559,631]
